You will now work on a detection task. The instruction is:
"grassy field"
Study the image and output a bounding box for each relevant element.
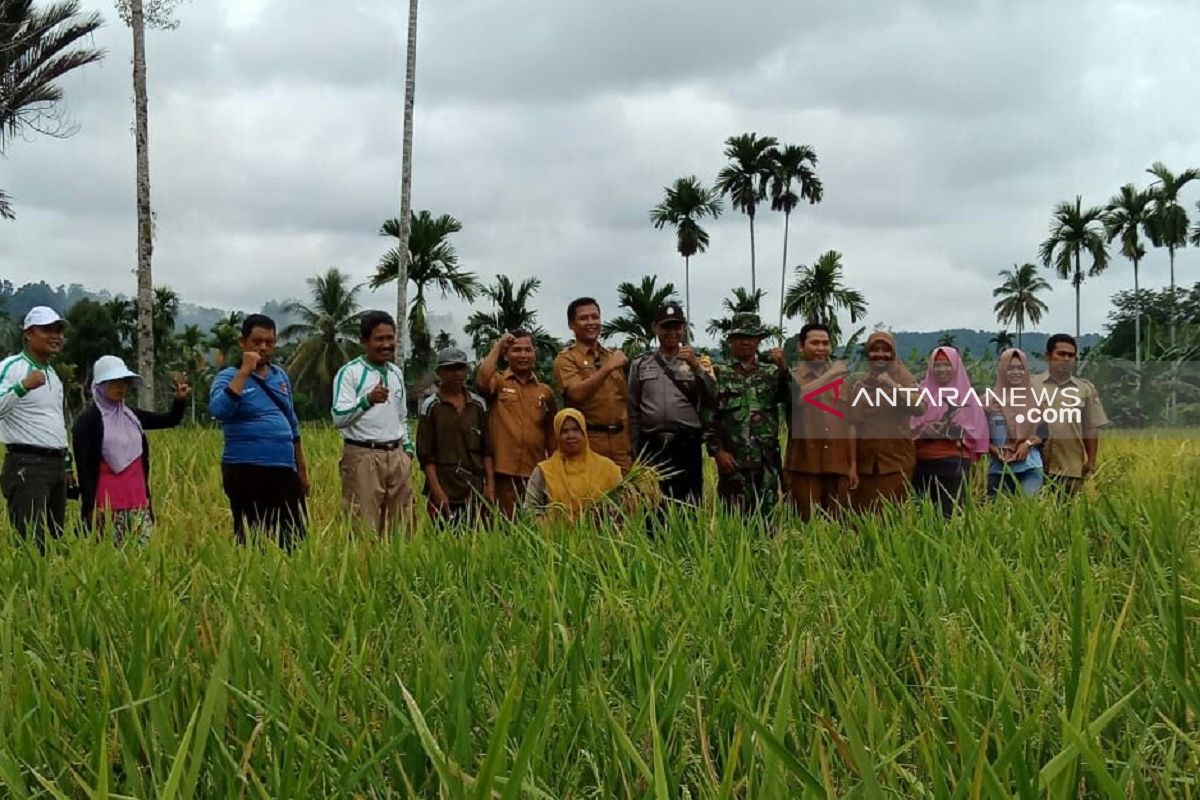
[0,428,1198,798]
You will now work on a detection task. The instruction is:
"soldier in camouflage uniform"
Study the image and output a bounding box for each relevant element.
[703,314,791,510]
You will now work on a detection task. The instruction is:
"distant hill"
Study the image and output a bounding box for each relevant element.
[888,329,1102,364]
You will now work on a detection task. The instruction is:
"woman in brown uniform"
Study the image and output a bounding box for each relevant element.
[848,331,923,513]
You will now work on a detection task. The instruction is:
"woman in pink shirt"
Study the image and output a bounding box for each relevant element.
[72,356,189,544]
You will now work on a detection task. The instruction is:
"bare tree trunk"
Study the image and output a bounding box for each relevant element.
[748,211,757,294]
[131,0,155,409]
[683,254,690,334]
[778,210,790,336]
[1133,258,1141,381]
[395,0,419,367]
[1073,252,1081,340]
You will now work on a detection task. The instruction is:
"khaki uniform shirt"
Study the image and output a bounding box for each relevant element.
[1032,371,1109,479]
[848,377,921,476]
[554,341,632,470]
[785,362,854,476]
[483,369,557,478]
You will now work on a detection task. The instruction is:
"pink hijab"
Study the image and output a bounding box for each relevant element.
[910,346,988,457]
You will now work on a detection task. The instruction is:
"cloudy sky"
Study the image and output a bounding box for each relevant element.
[3,0,1199,346]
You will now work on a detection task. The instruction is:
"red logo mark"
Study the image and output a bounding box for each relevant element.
[803,377,846,419]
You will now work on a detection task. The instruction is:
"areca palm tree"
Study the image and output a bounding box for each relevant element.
[768,143,823,332]
[282,269,363,409]
[782,250,867,343]
[705,286,767,339]
[372,210,480,370]
[1145,161,1200,345]
[1038,196,1109,339]
[173,323,206,423]
[715,132,778,292]
[989,330,1014,354]
[602,275,679,353]
[992,263,1051,350]
[1,0,105,219]
[1104,183,1154,372]
[1191,201,1200,247]
[207,311,242,369]
[463,274,557,361]
[649,176,722,321]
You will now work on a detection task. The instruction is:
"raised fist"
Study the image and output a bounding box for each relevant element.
[239,351,261,374]
[21,370,47,392]
[367,382,390,405]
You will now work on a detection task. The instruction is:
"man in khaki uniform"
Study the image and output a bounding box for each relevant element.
[477,329,558,517]
[553,297,632,472]
[784,323,858,521]
[331,311,415,534]
[1032,333,1109,495]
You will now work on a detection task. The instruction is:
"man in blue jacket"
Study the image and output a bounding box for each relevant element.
[209,314,309,547]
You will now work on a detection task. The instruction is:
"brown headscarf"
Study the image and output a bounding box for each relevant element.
[856,331,917,388]
[988,348,1041,443]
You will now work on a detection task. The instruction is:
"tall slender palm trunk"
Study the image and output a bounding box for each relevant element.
[683,255,690,340]
[1133,259,1141,379]
[778,211,791,334]
[131,0,155,409]
[1168,246,1177,348]
[748,213,757,293]
[1073,252,1081,340]
[395,0,419,366]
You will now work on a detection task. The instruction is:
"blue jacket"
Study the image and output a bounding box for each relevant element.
[209,365,300,468]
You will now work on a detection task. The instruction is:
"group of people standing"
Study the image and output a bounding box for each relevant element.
[0,296,1109,548]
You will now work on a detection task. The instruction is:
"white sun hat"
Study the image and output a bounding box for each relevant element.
[92,355,141,385]
[22,306,65,329]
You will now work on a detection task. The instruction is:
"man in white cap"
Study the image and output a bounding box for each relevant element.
[0,306,71,543]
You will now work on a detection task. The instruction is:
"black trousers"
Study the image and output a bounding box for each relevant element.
[1,451,67,548]
[913,457,971,519]
[639,429,704,505]
[221,463,307,549]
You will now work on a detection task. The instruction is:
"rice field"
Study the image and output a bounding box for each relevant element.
[1,428,1198,798]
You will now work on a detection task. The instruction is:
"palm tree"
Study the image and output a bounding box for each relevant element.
[372,210,480,370]
[937,333,957,348]
[602,275,680,353]
[991,263,1051,350]
[1191,201,1200,247]
[989,330,1014,354]
[282,269,363,408]
[207,311,242,370]
[394,0,420,366]
[1104,184,1154,373]
[463,274,557,361]
[768,144,823,332]
[173,323,206,423]
[151,285,179,384]
[114,0,179,409]
[1038,196,1109,339]
[1145,162,1200,346]
[715,132,778,292]
[705,286,765,338]
[1,0,105,219]
[649,176,722,321]
[782,250,867,343]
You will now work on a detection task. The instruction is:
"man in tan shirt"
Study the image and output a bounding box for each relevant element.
[553,297,632,471]
[477,329,558,517]
[1032,333,1109,495]
[784,323,858,521]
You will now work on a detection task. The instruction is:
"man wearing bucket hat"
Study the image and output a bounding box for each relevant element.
[72,355,190,543]
[703,313,790,511]
[627,302,715,504]
[416,347,494,524]
[0,306,71,543]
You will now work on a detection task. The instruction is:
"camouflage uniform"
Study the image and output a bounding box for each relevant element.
[704,359,790,510]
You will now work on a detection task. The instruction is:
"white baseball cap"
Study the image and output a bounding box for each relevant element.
[22,306,65,330]
[92,355,141,385]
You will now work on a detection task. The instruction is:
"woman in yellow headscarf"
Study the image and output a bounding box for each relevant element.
[524,408,622,519]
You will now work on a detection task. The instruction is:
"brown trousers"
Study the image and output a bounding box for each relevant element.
[587,431,632,473]
[494,473,529,518]
[851,471,911,514]
[339,445,414,535]
[786,471,851,522]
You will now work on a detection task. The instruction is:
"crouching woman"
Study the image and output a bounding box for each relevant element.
[524,408,623,521]
[72,356,190,543]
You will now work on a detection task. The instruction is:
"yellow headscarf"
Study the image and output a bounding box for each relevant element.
[538,408,622,515]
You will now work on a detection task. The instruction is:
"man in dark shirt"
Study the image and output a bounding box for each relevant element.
[417,348,495,524]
